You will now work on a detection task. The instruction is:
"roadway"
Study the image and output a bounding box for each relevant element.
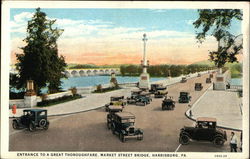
[9,73,241,152]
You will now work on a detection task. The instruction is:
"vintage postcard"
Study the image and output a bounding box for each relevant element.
[1,1,249,159]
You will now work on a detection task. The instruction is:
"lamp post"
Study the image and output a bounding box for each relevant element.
[139,33,150,89]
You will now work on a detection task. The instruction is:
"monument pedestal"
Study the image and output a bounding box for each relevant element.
[213,74,226,90]
[24,95,37,107]
[139,73,150,90]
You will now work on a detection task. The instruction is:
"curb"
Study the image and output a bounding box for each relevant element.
[9,106,105,119]
[184,85,242,132]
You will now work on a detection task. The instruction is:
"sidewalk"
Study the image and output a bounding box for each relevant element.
[9,87,134,117]
[186,85,242,131]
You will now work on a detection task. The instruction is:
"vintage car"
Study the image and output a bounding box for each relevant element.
[197,73,201,77]
[150,83,163,94]
[195,83,203,91]
[110,112,143,142]
[105,96,127,111]
[206,78,212,83]
[127,90,152,106]
[179,117,227,146]
[178,92,191,103]
[107,106,123,129]
[162,96,175,110]
[209,74,213,78]
[12,109,49,131]
[154,86,168,98]
[180,77,187,83]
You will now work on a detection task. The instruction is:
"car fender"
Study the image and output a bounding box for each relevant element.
[121,130,126,135]
[180,131,190,138]
[213,134,225,141]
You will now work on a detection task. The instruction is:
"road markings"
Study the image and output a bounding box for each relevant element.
[175,144,182,152]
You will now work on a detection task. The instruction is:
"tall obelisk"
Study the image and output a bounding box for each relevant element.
[139,33,150,89]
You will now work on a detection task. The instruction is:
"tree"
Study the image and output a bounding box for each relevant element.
[15,8,66,94]
[193,9,243,71]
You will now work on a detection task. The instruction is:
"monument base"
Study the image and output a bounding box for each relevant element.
[24,95,37,108]
[139,73,150,90]
[213,74,226,90]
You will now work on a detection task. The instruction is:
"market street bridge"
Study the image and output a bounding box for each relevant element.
[64,68,120,77]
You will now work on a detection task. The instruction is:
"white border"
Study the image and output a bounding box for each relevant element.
[1,1,249,159]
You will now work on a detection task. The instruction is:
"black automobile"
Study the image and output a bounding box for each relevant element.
[110,112,143,142]
[178,92,191,103]
[12,109,49,131]
[107,106,123,129]
[179,117,227,146]
[162,96,175,110]
[195,83,203,91]
[154,86,168,98]
[127,90,152,106]
[206,78,212,83]
[105,96,127,111]
[180,77,187,83]
[150,83,163,94]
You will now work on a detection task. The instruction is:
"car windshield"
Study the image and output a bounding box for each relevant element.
[123,122,134,127]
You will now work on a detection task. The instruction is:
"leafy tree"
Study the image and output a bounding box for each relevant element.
[193,9,243,70]
[15,8,66,94]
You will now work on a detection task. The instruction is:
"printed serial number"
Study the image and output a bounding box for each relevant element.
[214,154,227,158]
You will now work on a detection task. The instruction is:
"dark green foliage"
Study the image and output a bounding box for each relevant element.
[119,64,215,77]
[193,9,243,68]
[15,8,66,95]
[94,85,121,93]
[9,91,25,99]
[37,94,82,107]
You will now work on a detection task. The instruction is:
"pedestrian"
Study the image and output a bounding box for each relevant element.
[230,132,238,152]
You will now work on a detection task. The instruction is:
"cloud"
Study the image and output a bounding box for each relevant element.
[10,11,216,65]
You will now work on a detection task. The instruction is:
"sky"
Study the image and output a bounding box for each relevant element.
[10,8,242,65]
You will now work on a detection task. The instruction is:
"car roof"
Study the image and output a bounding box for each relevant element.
[23,109,47,112]
[108,106,123,110]
[197,117,217,122]
[116,112,135,119]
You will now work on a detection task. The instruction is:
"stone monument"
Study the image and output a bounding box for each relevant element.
[24,80,37,107]
[139,33,150,90]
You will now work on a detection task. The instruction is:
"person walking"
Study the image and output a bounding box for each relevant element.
[230,132,238,152]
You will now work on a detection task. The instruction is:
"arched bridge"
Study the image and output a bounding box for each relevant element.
[64,68,120,77]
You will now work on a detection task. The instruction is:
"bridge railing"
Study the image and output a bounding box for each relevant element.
[230,85,243,90]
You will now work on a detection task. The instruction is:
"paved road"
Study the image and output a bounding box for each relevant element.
[9,74,241,152]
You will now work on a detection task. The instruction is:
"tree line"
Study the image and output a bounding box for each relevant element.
[120,64,216,77]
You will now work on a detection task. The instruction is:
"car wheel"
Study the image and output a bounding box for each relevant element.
[107,122,111,129]
[39,119,47,127]
[119,133,125,142]
[29,123,36,132]
[12,121,19,130]
[213,136,225,146]
[43,123,49,130]
[179,134,190,145]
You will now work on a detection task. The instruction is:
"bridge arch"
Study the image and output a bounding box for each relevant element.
[71,70,79,77]
[79,70,86,76]
[65,71,71,77]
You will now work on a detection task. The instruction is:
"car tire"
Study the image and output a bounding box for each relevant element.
[179,134,190,145]
[39,119,47,127]
[213,136,225,146]
[119,133,125,142]
[12,120,19,130]
[29,123,36,132]
[43,123,49,130]
[107,121,111,129]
